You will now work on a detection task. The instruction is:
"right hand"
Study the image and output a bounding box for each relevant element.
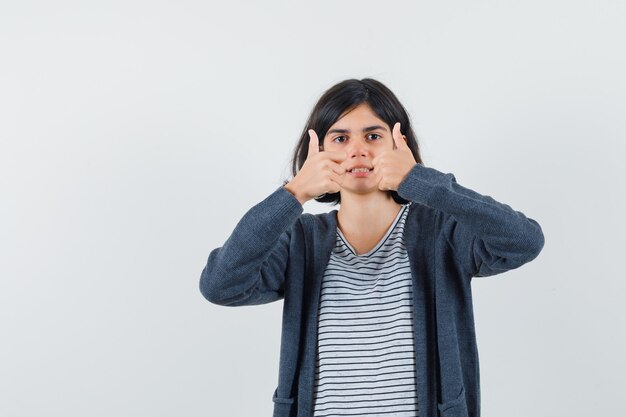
[284,129,347,204]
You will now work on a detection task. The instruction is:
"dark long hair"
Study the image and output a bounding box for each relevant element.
[283,78,423,206]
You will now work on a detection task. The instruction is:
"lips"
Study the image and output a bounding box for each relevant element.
[347,166,374,172]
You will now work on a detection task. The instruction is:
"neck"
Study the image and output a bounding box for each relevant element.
[336,191,403,234]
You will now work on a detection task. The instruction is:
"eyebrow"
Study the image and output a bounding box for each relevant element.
[326,125,387,135]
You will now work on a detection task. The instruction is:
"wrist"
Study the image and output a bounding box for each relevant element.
[283,182,309,205]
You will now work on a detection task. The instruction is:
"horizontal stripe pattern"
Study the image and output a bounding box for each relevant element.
[313,203,419,417]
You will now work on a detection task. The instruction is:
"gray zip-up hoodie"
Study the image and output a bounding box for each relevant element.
[199,162,545,417]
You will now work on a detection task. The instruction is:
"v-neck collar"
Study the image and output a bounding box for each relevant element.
[336,203,410,258]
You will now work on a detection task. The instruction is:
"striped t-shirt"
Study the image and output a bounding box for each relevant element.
[312,202,419,417]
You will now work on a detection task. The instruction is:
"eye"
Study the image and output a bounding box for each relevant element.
[332,134,381,143]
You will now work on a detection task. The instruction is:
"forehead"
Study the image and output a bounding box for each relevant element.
[330,103,388,130]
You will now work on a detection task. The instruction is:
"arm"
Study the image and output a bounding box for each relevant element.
[199,185,304,306]
[397,163,545,278]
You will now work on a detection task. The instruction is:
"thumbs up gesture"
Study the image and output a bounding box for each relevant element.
[284,129,347,204]
[371,122,417,191]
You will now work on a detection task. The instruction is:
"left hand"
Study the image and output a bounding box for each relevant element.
[371,122,417,191]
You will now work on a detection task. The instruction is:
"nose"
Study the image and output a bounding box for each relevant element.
[345,138,371,160]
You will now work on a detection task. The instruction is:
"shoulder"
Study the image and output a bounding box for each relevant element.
[300,210,336,232]
[405,200,447,225]
[403,201,458,246]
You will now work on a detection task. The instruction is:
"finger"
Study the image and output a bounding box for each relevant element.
[372,153,387,171]
[372,164,382,186]
[339,158,350,173]
[393,122,409,151]
[371,155,379,169]
[391,122,401,149]
[338,156,358,173]
[307,129,320,155]
[330,170,345,187]
[328,160,347,176]
[323,150,348,164]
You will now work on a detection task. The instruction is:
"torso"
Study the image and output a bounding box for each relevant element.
[312,202,419,415]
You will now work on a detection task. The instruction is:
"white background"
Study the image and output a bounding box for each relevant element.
[1,1,625,416]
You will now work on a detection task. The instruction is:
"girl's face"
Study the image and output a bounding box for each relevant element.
[322,103,395,195]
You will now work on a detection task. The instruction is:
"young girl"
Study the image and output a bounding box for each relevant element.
[200,78,545,417]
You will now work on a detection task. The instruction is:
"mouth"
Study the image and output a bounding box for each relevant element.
[347,167,374,173]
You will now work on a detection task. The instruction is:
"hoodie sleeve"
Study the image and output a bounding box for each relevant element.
[199,185,304,306]
[397,163,545,278]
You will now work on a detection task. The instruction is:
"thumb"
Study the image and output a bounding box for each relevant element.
[307,129,320,155]
[392,122,408,150]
